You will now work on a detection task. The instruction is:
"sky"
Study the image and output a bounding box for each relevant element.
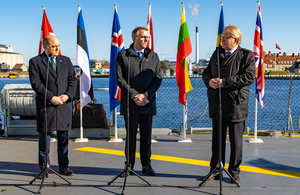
[1,0,299,66]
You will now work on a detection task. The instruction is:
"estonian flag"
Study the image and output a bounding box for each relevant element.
[76,7,91,108]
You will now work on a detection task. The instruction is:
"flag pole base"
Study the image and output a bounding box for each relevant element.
[178,138,192,143]
[151,138,158,143]
[248,138,264,143]
[108,138,123,142]
[74,138,89,142]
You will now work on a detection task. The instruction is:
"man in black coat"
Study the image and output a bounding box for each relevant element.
[202,25,255,184]
[115,27,162,176]
[29,35,77,176]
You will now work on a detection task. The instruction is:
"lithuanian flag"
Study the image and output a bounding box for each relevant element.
[176,3,193,106]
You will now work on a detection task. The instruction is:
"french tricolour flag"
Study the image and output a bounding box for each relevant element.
[76,7,91,108]
[109,5,124,112]
[253,2,265,109]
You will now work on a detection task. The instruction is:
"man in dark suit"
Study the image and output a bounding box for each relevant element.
[115,27,162,176]
[29,35,77,177]
[202,25,255,184]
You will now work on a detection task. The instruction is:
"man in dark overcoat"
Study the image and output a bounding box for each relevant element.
[202,25,255,184]
[115,27,162,176]
[29,35,77,176]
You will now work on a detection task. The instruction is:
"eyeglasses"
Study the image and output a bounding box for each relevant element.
[136,36,151,40]
[221,36,234,41]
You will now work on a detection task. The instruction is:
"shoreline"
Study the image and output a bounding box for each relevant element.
[0,74,109,78]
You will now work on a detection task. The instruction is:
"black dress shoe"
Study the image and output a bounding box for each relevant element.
[201,172,220,181]
[59,168,74,176]
[231,174,240,184]
[142,165,156,176]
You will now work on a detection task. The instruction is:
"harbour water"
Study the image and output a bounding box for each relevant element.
[0,77,299,131]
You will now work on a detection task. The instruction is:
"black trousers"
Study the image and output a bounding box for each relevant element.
[124,114,153,169]
[210,119,245,176]
[38,131,69,170]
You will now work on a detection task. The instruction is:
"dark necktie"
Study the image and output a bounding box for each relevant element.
[226,52,230,56]
[51,57,56,71]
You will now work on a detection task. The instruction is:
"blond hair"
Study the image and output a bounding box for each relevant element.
[224,25,242,45]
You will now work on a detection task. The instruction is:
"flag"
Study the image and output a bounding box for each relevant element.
[147,3,154,51]
[109,5,124,112]
[176,3,193,106]
[276,43,281,50]
[76,8,91,108]
[216,2,224,48]
[38,7,61,55]
[253,2,265,109]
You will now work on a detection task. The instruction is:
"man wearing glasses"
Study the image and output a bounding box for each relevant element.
[202,25,255,184]
[115,27,162,176]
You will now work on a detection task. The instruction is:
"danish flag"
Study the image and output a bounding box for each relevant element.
[147,3,154,51]
[38,7,61,55]
[109,5,124,111]
[253,2,264,108]
[276,43,281,50]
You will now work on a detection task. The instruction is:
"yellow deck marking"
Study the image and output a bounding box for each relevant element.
[283,134,300,137]
[75,147,300,179]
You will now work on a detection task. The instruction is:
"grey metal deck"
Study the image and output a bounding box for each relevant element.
[1,132,300,195]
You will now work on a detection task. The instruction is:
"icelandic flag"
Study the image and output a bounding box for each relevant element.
[109,5,124,112]
[253,2,265,109]
[76,8,91,108]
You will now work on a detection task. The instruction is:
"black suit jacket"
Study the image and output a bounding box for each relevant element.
[29,52,77,132]
[115,44,162,115]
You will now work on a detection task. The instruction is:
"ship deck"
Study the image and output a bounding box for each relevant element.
[1,132,300,195]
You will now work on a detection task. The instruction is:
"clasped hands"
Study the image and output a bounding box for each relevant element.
[134,94,148,107]
[50,94,69,105]
[209,78,224,89]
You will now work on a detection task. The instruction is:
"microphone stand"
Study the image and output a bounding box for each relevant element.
[30,54,71,194]
[108,53,151,195]
[199,46,239,194]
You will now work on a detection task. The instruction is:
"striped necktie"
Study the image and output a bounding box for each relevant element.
[51,57,56,72]
[226,52,231,56]
[137,51,142,59]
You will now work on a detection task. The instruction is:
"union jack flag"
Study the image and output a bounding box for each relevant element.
[253,2,264,109]
[109,5,124,112]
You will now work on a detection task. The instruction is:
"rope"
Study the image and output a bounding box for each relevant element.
[176,101,209,134]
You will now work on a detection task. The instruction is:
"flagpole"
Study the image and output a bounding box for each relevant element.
[108,108,123,142]
[147,3,157,143]
[108,4,123,142]
[178,2,192,143]
[40,5,57,143]
[275,47,277,71]
[75,5,88,143]
[178,96,192,143]
[249,1,263,144]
